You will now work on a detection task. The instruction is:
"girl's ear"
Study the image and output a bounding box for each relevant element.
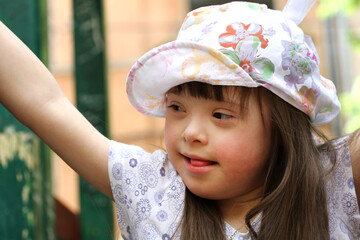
[350,129,360,207]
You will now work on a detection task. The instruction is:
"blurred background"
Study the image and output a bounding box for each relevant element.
[0,0,359,239]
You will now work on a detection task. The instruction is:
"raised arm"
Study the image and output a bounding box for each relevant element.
[0,22,113,199]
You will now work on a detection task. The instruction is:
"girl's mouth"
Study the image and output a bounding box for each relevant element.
[188,158,216,167]
[182,154,217,168]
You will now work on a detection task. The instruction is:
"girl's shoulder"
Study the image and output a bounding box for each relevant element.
[349,129,360,206]
[108,141,185,239]
[320,131,360,238]
[326,129,360,203]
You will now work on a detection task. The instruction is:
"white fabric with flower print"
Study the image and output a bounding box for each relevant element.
[108,136,360,239]
[126,1,341,126]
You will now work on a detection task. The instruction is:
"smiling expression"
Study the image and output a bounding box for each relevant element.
[164,86,272,203]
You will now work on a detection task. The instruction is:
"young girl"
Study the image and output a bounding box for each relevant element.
[0,0,359,239]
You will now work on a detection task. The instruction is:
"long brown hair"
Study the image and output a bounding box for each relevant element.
[169,82,330,240]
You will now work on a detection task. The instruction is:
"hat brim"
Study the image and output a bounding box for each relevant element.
[126,41,258,117]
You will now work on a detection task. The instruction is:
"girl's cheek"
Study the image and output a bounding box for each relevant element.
[215,135,268,171]
[164,125,178,156]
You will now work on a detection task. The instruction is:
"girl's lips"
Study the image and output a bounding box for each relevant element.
[182,154,217,173]
[189,158,215,167]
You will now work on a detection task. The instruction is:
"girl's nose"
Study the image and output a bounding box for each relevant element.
[182,116,208,144]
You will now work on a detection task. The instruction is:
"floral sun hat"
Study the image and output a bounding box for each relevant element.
[126,0,341,125]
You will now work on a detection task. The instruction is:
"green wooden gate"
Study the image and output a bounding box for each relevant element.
[0,0,55,240]
[73,0,114,239]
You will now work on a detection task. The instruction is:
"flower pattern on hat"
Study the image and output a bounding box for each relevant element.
[126,1,341,125]
[182,6,224,30]
[219,23,271,49]
[296,86,316,115]
[219,22,275,82]
[281,40,318,88]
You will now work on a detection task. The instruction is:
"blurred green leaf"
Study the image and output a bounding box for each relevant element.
[339,77,360,133]
[349,32,360,53]
[318,0,360,134]
[318,0,360,18]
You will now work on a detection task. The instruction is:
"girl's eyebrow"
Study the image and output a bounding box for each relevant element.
[221,98,240,106]
[167,92,241,105]
[216,95,243,107]
[167,90,245,109]
[212,98,245,110]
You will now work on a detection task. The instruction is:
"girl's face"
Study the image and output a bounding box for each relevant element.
[164,87,272,202]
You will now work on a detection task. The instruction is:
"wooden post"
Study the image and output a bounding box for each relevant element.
[73,0,114,239]
[0,0,55,240]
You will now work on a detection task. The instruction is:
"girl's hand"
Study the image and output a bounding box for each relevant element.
[0,22,113,200]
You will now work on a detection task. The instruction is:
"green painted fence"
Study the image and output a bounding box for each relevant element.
[73,0,114,239]
[0,0,114,239]
[0,0,55,240]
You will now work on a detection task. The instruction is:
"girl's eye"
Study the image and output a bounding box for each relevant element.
[168,104,184,112]
[213,112,232,119]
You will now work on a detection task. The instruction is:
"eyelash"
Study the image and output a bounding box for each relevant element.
[167,103,234,120]
[213,112,233,120]
[167,104,184,112]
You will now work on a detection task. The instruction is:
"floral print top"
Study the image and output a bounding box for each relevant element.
[108,136,360,239]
